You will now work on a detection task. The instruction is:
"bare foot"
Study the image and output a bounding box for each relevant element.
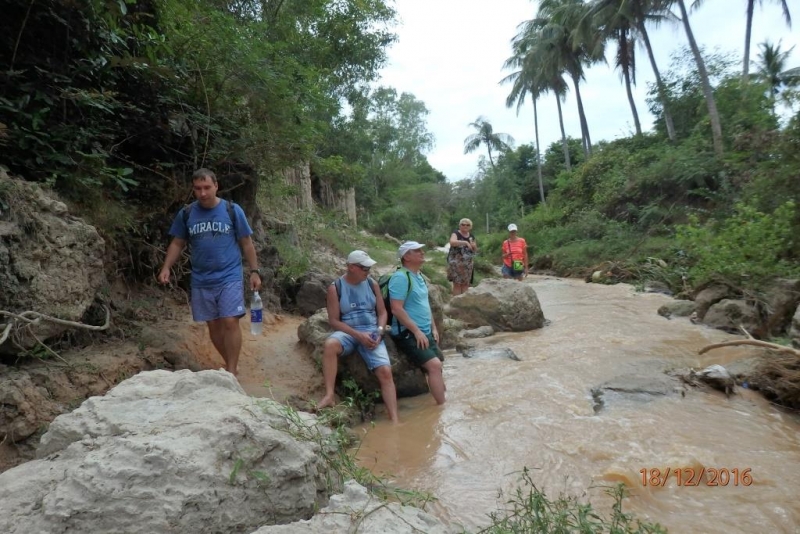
[316,394,335,411]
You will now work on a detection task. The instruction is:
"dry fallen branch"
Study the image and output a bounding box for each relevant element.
[0,305,111,346]
[699,325,799,357]
[0,322,11,346]
[699,339,800,357]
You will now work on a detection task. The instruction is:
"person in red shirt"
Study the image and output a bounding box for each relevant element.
[501,224,528,281]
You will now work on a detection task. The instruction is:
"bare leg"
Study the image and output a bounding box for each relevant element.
[422,358,446,405]
[219,316,242,375]
[208,318,241,375]
[373,365,399,423]
[317,338,342,409]
[207,320,225,360]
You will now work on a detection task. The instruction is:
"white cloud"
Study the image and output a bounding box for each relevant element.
[377,0,800,181]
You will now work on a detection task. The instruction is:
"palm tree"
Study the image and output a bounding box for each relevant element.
[502,41,547,204]
[536,0,603,158]
[511,18,573,171]
[743,0,792,82]
[673,0,724,156]
[590,0,677,141]
[546,72,574,172]
[463,116,515,170]
[599,18,642,134]
[752,40,800,114]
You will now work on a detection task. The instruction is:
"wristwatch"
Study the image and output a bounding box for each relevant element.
[250,269,262,276]
[377,326,386,334]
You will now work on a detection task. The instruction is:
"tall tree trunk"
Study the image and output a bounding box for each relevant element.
[532,98,545,205]
[623,65,642,135]
[743,0,755,82]
[487,148,495,169]
[570,72,592,157]
[638,22,677,142]
[555,94,571,172]
[677,0,724,157]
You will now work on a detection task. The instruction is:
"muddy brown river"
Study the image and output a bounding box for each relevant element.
[356,276,800,533]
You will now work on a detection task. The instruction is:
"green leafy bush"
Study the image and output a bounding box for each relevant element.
[676,201,799,285]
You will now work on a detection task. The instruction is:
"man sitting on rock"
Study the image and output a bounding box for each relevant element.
[317,250,399,423]
[389,241,446,405]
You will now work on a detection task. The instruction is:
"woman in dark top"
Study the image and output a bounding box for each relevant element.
[447,218,478,295]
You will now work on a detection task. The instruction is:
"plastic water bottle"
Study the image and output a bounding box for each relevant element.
[250,291,263,336]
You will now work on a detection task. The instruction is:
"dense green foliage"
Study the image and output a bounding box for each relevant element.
[383,46,800,295]
[1,0,399,280]
[2,0,799,301]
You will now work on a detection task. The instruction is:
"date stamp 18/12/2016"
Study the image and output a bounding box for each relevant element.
[640,467,753,487]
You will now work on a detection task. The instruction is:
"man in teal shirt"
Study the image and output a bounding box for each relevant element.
[389,241,445,405]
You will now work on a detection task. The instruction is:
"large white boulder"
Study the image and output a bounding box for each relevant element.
[0,370,328,534]
[250,480,458,534]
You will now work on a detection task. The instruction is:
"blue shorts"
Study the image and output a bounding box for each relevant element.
[328,331,391,371]
[502,264,524,279]
[191,280,246,322]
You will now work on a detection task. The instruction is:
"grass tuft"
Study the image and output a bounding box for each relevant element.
[479,467,667,534]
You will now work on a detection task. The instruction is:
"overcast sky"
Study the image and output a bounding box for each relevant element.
[376,0,800,181]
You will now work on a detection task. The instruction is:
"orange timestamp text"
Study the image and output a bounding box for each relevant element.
[639,467,753,487]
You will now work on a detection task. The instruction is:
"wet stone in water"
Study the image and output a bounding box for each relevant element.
[461,347,520,361]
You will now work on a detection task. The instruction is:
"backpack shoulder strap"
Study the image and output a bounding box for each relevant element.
[182,202,195,232]
[333,277,342,302]
[397,267,414,297]
[369,276,382,301]
[226,199,238,234]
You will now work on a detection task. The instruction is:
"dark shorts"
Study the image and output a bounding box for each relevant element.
[391,330,444,367]
[502,264,524,280]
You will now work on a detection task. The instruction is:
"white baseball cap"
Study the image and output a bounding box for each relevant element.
[508,223,518,232]
[346,250,377,267]
[398,241,425,258]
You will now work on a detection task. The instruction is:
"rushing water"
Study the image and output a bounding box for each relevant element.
[356,276,800,533]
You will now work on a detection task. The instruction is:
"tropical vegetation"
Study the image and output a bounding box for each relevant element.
[2,0,799,309]
[3,0,799,530]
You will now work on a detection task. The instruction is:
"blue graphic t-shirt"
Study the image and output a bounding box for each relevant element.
[168,200,253,288]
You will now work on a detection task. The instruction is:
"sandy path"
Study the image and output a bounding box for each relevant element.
[181,312,322,401]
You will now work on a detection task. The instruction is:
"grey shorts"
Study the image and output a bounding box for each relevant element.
[328,331,391,371]
[191,280,246,321]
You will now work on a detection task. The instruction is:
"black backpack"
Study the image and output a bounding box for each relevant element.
[182,199,237,235]
[333,267,415,333]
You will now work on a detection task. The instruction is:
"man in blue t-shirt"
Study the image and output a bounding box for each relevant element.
[389,241,446,405]
[158,168,261,376]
